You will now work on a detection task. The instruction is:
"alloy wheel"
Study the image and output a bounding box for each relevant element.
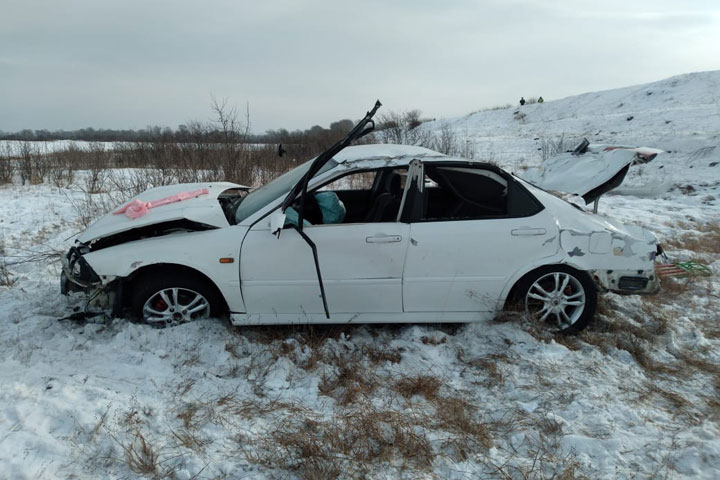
[142,287,210,326]
[525,271,586,330]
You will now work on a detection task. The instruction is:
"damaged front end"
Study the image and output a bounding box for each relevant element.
[60,244,100,294]
[60,243,120,317]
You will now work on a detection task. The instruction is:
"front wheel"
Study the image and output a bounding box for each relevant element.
[130,272,222,327]
[518,266,597,333]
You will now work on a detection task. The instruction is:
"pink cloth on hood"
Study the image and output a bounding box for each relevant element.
[113,188,209,219]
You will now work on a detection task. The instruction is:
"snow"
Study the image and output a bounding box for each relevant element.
[1,71,720,478]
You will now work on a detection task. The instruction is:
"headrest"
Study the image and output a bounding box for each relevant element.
[385,172,402,195]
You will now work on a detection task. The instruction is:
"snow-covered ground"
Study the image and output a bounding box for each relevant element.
[1,71,719,479]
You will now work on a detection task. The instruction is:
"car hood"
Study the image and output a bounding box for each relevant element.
[77,182,246,243]
[519,148,638,204]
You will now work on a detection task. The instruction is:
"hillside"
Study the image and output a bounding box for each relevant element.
[424,70,720,173]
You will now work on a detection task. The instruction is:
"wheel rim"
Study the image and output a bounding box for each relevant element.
[525,272,586,330]
[142,287,210,326]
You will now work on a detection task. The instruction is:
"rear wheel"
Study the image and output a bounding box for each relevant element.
[518,266,597,333]
[130,272,222,327]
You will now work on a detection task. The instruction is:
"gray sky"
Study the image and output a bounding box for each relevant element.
[1,0,719,133]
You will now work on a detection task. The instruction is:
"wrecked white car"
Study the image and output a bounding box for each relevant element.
[61,102,662,332]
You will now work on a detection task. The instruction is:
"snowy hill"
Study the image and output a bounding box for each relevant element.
[424,70,720,172]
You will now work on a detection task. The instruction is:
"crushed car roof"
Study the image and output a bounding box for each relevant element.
[331,144,448,164]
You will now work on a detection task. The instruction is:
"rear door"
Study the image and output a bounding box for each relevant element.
[403,163,558,313]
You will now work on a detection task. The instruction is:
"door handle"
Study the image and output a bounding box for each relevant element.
[511,228,546,236]
[366,235,402,243]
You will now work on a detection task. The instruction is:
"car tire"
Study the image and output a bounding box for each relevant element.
[517,265,597,333]
[130,271,223,327]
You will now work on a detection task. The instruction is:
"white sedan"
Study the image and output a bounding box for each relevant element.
[61,107,661,333]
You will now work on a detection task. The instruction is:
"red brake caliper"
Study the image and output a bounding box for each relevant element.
[154,297,168,310]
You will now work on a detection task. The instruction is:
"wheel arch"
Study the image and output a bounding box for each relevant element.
[121,263,229,313]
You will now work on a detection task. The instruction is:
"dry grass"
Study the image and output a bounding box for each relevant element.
[394,375,442,401]
[662,222,720,254]
[170,428,210,453]
[243,406,434,479]
[318,351,379,406]
[456,347,506,386]
[122,431,160,477]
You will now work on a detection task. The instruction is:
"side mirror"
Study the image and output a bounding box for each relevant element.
[269,211,286,237]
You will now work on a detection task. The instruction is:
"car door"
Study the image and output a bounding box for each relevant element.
[402,162,559,314]
[239,169,411,317]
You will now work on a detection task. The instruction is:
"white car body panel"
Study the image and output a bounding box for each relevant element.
[78,182,245,243]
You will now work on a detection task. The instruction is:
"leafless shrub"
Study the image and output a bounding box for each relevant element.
[539,134,568,161]
[0,144,14,184]
[0,232,16,287]
[17,141,35,185]
[376,110,433,146]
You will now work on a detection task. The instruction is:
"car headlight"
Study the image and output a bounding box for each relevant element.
[66,246,101,284]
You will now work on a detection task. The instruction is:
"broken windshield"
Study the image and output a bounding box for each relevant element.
[233,158,338,224]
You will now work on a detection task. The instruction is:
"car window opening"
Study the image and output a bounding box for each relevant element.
[284,167,408,228]
[418,165,543,221]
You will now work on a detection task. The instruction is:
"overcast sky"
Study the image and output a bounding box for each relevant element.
[1,0,719,133]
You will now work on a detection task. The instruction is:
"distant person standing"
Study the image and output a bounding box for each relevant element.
[538,96,544,103]
[519,97,526,106]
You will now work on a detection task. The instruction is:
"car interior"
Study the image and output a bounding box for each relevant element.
[290,163,542,226]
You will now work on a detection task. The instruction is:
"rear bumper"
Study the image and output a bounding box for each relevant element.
[592,268,660,295]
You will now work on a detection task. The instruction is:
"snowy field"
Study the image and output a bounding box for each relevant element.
[1,72,720,479]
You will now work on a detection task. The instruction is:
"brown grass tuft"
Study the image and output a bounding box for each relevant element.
[394,375,442,401]
[123,431,159,476]
[318,360,377,406]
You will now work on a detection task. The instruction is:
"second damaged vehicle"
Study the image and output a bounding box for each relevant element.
[61,102,662,333]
